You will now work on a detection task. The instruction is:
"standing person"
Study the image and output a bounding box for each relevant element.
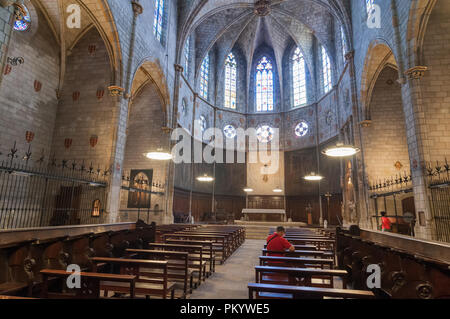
[380,211,392,232]
[266,226,295,257]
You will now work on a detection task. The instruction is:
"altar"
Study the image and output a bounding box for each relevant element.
[242,209,287,222]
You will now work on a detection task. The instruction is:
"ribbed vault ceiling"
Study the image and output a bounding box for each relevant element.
[189,0,337,80]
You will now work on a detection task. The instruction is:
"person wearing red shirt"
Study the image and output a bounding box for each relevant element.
[380,211,392,232]
[266,226,295,257]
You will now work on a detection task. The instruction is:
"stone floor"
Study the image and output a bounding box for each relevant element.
[188,239,264,299]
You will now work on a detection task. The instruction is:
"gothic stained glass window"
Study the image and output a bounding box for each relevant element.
[292,48,307,107]
[366,0,375,16]
[223,125,237,139]
[224,53,237,109]
[321,46,332,93]
[153,0,164,43]
[200,55,209,99]
[295,121,309,137]
[341,26,347,60]
[256,56,274,112]
[256,125,274,143]
[199,115,207,132]
[14,5,31,31]
[184,37,190,77]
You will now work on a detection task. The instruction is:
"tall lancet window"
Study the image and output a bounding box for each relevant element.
[184,37,190,77]
[366,0,375,16]
[292,48,307,107]
[153,0,165,43]
[340,26,347,60]
[321,45,332,93]
[224,53,237,109]
[256,56,274,112]
[200,54,210,99]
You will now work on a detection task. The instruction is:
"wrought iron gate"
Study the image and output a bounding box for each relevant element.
[0,143,109,229]
[427,160,450,243]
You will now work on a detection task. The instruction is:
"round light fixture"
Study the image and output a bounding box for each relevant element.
[304,172,324,181]
[322,143,360,157]
[197,174,214,182]
[145,148,172,161]
[243,188,254,193]
[273,187,283,193]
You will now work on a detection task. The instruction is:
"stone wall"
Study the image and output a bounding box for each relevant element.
[0,2,58,158]
[51,27,114,169]
[421,0,450,160]
[362,66,410,182]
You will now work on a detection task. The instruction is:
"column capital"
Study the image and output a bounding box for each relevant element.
[405,66,428,80]
[131,1,143,17]
[174,64,184,73]
[359,120,372,128]
[108,85,125,97]
[345,50,355,61]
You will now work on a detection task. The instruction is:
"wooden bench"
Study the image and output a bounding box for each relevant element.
[162,234,228,264]
[165,239,216,274]
[287,238,335,251]
[91,257,175,299]
[40,269,136,299]
[262,249,334,259]
[264,243,318,250]
[147,243,206,286]
[255,266,348,288]
[248,283,375,299]
[126,249,192,298]
[0,295,37,299]
[174,231,235,255]
[259,256,334,269]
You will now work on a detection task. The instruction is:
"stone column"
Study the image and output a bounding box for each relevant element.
[345,50,371,229]
[106,1,143,223]
[163,63,184,225]
[402,66,434,240]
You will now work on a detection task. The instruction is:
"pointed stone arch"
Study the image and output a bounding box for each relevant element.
[360,39,398,120]
[405,0,437,67]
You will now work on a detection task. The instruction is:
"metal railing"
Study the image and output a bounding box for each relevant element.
[427,160,450,243]
[0,142,109,229]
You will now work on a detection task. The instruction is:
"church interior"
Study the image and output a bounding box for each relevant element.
[0,0,449,301]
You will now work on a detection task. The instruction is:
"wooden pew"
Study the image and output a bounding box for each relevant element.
[126,249,192,298]
[147,243,206,286]
[255,266,348,289]
[0,240,36,297]
[264,244,318,251]
[91,257,175,299]
[162,234,228,264]
[287,238,335,251]
[40,269,136,299]
[262,249,334,259]
[0,295,37,299]
[259,256,334,269]
[248,283,375,299]
[165,239,216,274]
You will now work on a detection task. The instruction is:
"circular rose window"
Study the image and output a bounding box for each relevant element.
[223,125,237,139]
[295,121,309,137]
[257,125,274,143]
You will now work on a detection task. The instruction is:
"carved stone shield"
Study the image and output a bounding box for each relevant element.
[96,89,104,100]
[34,80,42,92]
[64,138,73,149]
[4,64,11,75]
[88,44,96,55]
[90,135,98,148]
[25,131,34,143]
[73,91,80,102]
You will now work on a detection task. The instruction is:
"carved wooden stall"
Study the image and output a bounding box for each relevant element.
[336,226,450,299]
[0,221,155,297]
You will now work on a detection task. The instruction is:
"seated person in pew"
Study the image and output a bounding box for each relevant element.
[266,227,295,257]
